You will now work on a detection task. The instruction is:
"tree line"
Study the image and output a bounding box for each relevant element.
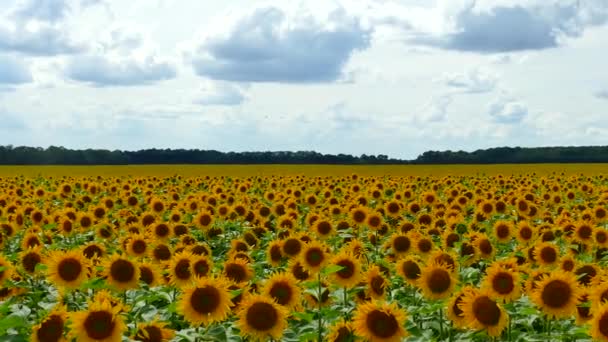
[0,145,606,165]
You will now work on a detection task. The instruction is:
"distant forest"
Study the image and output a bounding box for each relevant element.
[0,145,607,165]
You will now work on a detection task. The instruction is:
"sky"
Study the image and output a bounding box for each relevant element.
[0,0,607,159]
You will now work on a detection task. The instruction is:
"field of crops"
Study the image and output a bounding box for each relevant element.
[1,168,608,341]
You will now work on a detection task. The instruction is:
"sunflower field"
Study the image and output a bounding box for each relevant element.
[0,172,608,341]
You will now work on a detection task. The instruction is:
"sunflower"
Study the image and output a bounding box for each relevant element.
[591,302,608,341]
[81,242,105,260]
[414,235,434,256]
[591,282,608,310]
[515,221,536,245]
[327,320,356,342]
[329,250,362,288]
[266,240,283,266]
[191,255,213,279]
[126,233,148,258]
[534,242,560,267]
[387,233,412,256]
[288,260,310,282]
[366,265,388,300]
[531,271,580,319]
[313,218,334,239]
[474,236,495,260]
[20,245,43,274]
[237,294,288,341]
[493,220,513,243]
[46,250,89,290]
[481,263,521,303]
[350,206,368,225]
[430,250,458,274]
[417,261,456,300]
[261,272,301,309]
[0,255,14,284]
[31,307,68,342]
[70,298,126,342]
[282,236,303,258]
[178,276,232,326]
[459,289,509,337]
[397,256,422,285]
[139,262,162,287]
[299,240,329,274]
[353,301,408,342]
[447,286,478,329]
[223,257,253,284]
[133,320,175,342]
[150,242,172,263]
[102,254,140,291]
[194,210,214,231]
[168,251,195,288]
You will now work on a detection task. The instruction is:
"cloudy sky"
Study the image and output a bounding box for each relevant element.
[1,0,607,159]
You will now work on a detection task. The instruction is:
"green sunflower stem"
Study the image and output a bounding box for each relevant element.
[343,286,348,309]
[438,307,444,339]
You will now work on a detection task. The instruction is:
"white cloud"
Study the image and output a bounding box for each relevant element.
[187,2,372,83]
[195,81,248,106]
[488,97,528,123]
[417,95,452,122]
[0,55,33,85]
[63,25,176,86]
[443,67,498,93]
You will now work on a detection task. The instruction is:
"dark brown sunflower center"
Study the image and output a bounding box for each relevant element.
[387,202,400,214]
[478,239,493,255]
[452,294,465,317]
[368,216,381,228]
[492,272,514,294]
[393,236,410,252]
[135,325,162,342]
[460,243,475,257]
[36,315,64,342]
[292,263,309,281]
[83,245,103,259]
[193,260,210,277]
[174,259,191,280]
[270,245,282,262]
[496,225,510,239]
[336,259,355,279]
[519,227,532,239]
[132,240,147,255]
[283,239,301,256]
[225,263,247,283]
[428,269,451,294]
[334,326,353,342]
[575,265,597,286]
[245,302,278,331]
[139,267,154,285]
[541,280,572,308]
[402,261,421,280]
[418,239,432,253]
[317,222,332,235]
[370,276,385,296]
[599,312,608,337]
[269,282,293,305]
[446,233,459,248]
[58,258,82,282]
[578,225,592,239]
[84,310,115,340]
[190,286,221,314]
[198,214,212,227]
[352,211,366,223]
[110,259,136,283]
[366,309,399,338]
[540,247,557,263]
[472,296,501,326]
[22,252,41,273]
[155,224,169,237]
[153,245,171,261]
[305,248,324,267]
